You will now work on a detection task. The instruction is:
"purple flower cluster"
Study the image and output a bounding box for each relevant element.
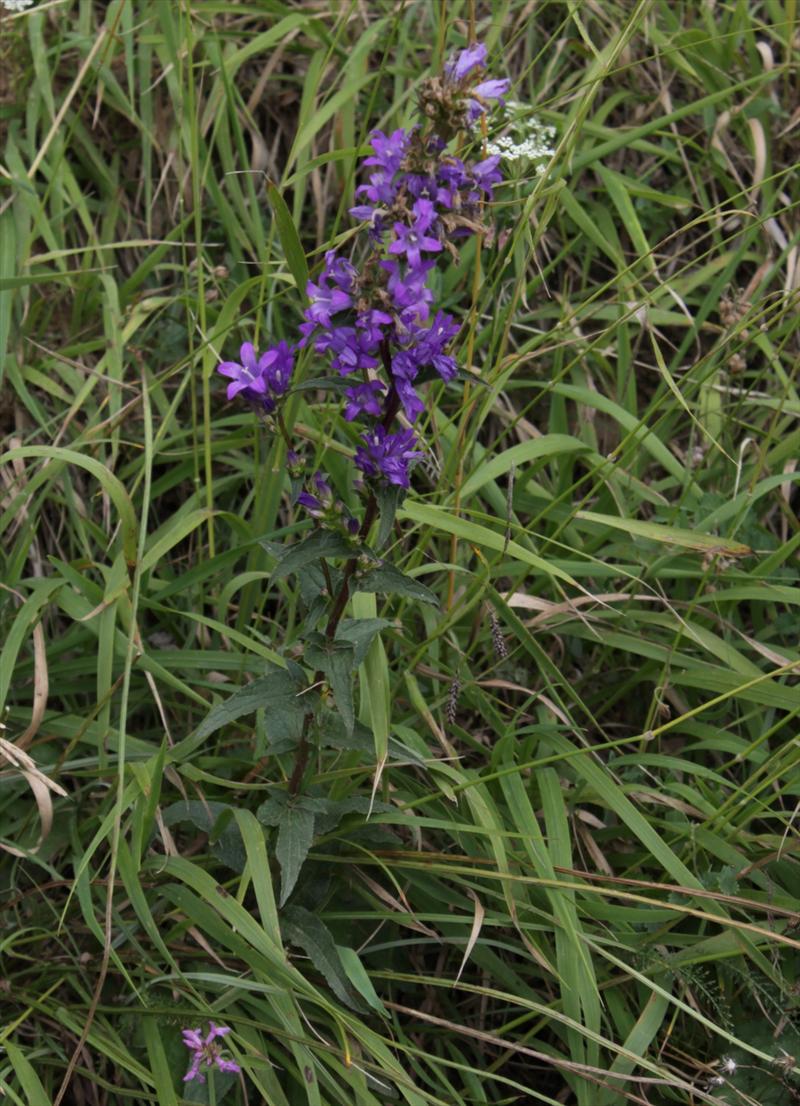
[296,470,333,517]
[182,1023,240,1084]
[217,42,507,501]
[218,341,293,413]
[292,467,359,532]
[443,41,511,124]
[355,426,422,488]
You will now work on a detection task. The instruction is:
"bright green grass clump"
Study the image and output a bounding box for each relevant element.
[1,2,800,1104]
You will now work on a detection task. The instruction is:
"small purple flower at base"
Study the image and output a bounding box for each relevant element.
[354,168,399,209]
[296,490,324,517]
[310,470,332,501]
[426,310,460,344]
[431,351,458,380]
[466,91,508,125]
[218,341,294,410]
[344,380,387,421]
[466,83,511,124]
[404,173,437,203]
[355,425,422,488]
[218,342,269,404]
[411,197,438,233]
[297,471,334,517]
[286,449,305,478]
[182,1023,240,1084]
[297,319,317,348]
[259,340,294,398]
[348,202,380,223]
[434,159,469,207]
[323,249,358,292]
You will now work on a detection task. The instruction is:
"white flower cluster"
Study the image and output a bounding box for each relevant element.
[485,106,555,165]
[1,0,36,10]
[485,132,555,162]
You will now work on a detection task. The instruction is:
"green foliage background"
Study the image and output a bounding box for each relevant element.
[1,1,800,1104]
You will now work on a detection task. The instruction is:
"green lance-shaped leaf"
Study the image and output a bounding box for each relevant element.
[268,529,360,581]
[266,179,309,295]
[275,803,315,906]
[574,509,752,556]
[4,1039,50,1106]
[336,944,387,1014]
[317,714,426,764]
[0,445,138,565]
[281,905,365,1011]
[161,801,246,871]
[257,794,326,906]
[375,483,405,549]
[335,617,391,667]
[354,562,439,606]
[304,634,356,735]
[192,667,310,745]
[315,795,394,834]
[350,594,391,792]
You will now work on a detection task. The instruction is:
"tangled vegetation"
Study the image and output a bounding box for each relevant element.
[1,2,800,1104]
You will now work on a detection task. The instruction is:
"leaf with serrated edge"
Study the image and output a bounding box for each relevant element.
[271,529,358,581]
[281,905,364,1011]
[275,801,316,906]
[355,563,438,606]
[306,636,356,735]
[193,669,308,743]
[336,944,387,1014]
[335,617,391,667]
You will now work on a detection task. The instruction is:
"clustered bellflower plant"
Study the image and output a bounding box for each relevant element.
[197,43,508,1087]
[219,41,507,502]
[218,42,508,777]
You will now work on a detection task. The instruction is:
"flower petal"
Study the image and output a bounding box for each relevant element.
[239,342,257,372]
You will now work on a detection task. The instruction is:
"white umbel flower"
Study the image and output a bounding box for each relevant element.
[1,0,36,10]
[484,105,555,166]
[485,132,555,162]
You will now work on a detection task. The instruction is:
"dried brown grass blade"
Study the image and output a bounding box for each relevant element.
[0,737,67,858]
[454,889,484,984]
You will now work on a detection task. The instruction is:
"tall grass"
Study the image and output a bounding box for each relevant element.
[1,2,800,1104]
